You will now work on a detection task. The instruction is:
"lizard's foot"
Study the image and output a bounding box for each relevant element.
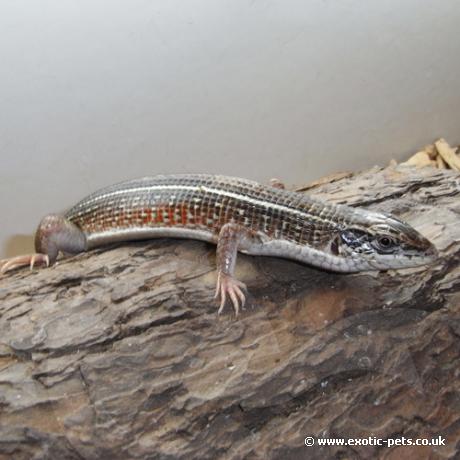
[0,253,49,274]
[214,272,247,316]
[269,178,286,189]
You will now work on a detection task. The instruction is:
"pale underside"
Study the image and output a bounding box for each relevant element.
[85,225,367,273]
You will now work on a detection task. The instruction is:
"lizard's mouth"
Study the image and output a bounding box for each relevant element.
[366,246,439,270]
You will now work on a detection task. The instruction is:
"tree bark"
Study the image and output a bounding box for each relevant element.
[0,165,459,460]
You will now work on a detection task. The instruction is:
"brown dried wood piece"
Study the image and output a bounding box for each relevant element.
[435,138,460,171]
[436,153,448,169]
[424,143,437,160]
[402,151,436,168]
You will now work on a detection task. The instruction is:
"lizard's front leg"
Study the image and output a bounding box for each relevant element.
[215,223,257,316]
[0,214,86,274]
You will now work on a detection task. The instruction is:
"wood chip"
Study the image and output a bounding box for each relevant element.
[436,154,448,169]
[424,144,437,160]
[435,138,460,171]
[403,151,435,168]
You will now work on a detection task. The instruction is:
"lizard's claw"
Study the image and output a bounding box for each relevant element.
[0,253,49,275]
[214,272,247,316]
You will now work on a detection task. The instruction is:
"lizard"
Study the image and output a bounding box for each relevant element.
[0,174,438,315]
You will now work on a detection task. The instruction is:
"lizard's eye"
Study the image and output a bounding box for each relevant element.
[374,235,396,252]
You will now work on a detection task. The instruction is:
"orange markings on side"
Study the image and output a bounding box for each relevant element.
[181,204,188,225]
[155,208,164,224]
[131,209,140,223]
[189,205,195,224]
[116,211,125,227]
[168,207,175,225]
[143,208,152,224]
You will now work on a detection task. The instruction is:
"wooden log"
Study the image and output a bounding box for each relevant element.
[0,165,459,459]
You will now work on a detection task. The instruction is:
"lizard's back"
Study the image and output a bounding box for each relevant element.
[65,174,339,249]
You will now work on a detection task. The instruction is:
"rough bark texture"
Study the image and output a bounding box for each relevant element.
[0,165,459,460]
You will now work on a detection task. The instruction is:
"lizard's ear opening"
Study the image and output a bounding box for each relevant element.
[340,229,368,249]
[330,235,340,256]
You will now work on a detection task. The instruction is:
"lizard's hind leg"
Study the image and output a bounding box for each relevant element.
[0,214,87,274]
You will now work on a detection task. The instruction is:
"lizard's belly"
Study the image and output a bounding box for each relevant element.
[85,226,216,249]
[242,238,363,273]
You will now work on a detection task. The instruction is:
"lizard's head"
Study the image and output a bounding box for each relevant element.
[331,210,438,271]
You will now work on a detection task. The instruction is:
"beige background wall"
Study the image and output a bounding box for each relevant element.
[1,0,459,257]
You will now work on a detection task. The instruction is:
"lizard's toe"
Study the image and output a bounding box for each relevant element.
[0,254,49,275]
[215,272,247,316]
